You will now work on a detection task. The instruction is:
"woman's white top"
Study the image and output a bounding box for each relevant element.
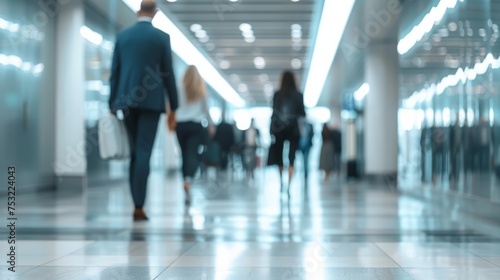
[175,89,210,123]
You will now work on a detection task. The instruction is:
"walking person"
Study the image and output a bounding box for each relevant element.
[299,121,314,183]
[175,65,215,204]
[268,70,306,192]
[213,117,235,172]
[331,124,342,178]
[108,0,178,221]
[242,119,261,179]
[319,123,334,181]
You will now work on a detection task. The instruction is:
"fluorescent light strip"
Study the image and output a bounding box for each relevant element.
[80,26,103,46]
[398,0,463,55]
[121,0,245,107]
[304,0,355,108]
[80,25,115,52]
[404,53,499,108]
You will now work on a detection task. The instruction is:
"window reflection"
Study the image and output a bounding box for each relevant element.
[399,0,500,204]
[83,6,127,183]
[0,54,44,76]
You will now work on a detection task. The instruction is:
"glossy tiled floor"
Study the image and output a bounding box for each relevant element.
[1,168,500,279]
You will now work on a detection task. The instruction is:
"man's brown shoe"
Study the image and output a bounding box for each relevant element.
[133,208,148,221]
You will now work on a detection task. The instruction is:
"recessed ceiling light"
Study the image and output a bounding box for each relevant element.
[254,57,265,69]
[167,0,177,2]
[219,60,231,69]
[291,58,302,69]
[195,29,207,38]
[448,22,457,32]
[238,83,248,92]
[291,30,302,38]
[199,35,209,43]
[291,0,300,2]
[230,0,238,2]
[239,23,252,31]
[190,24,202,32]
[244,36,255,43]
[242,30,254,38]
[259,73,269,82]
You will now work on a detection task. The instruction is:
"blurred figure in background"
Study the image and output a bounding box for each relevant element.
[213,116,235,172]
[299,121,314,183]
[175,65,214,204]
[331,123,342,177]
[319,123,334,181]
[268,70,306,191]
[242,119,261,179]
[449,117,462,183]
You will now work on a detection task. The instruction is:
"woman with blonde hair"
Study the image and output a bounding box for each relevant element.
[175,65,214,204]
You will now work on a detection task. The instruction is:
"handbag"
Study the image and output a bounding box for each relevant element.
[98,113,130,160]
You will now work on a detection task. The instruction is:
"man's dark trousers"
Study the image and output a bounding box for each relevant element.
[124,109,160,208]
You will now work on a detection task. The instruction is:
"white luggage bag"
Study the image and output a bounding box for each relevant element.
[98,114,130,159]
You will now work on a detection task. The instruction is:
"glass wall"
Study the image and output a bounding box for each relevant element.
[399,0,500,204]
[83,5,127,184]
[0,0,56,192]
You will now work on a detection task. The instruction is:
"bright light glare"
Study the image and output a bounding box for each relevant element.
[209,107,222,124]
[398,0,461,55]
[254,57,265,69]
[33,63,44,75]
[117,1,245,107]
[80,25,103,46]
[0,17,19,33]
[304,0,355,107]
[403,53,500,108]
[234,109,252,130]
[239,23,252,31]
[0,53,44,76]
[306,106,331,124]
[121,0,141,11]
[399,109,415,131]
[80,25,115,52]
[190,24,202,32]
[353,83,370,101]
[291,58,302,69]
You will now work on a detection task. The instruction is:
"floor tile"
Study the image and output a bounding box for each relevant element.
[155,267,253,280]
[169,255,399,268]
[43,255,178,267]
[405,268,500,280]
[1,266,166,280]
[247,268,415,280]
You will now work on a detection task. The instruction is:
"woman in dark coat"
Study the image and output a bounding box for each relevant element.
[268,70,306,190]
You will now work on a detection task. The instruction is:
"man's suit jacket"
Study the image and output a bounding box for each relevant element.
[109,20,178,113]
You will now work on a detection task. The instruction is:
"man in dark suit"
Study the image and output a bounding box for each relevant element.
[109,0,178,221]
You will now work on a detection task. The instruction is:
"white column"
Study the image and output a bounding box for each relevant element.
[364,43,399,174]
[54,0,86,178]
